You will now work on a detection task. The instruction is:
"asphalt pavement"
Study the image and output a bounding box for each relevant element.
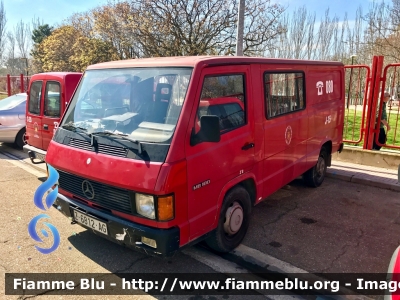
[1,142,400,300]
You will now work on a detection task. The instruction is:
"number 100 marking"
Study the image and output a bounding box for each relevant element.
[326,80,333,93]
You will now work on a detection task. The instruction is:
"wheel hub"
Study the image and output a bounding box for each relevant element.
[223,202,243,235]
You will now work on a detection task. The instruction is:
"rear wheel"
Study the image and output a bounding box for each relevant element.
[15,127,27,149]
[205,186,252,253]
[303,147,328,187]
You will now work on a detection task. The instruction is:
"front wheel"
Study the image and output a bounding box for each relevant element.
[205,186,252,253]
[303,147,328,188]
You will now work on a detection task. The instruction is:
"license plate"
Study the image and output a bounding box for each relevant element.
[72,210,108,235]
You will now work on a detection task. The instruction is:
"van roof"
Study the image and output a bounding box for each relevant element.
[31,72,82,79]
[87,56,343,70]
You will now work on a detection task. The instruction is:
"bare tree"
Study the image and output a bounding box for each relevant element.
[127,0,285,57]
[392,0,400,24]
[268,6,316,59]
[363,1,400,62]
[14,20,31,58]
[5,32,25,75]
[241,0,286,56]
[0,0,7,64]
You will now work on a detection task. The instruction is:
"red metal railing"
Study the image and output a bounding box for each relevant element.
[343,65,371,144]
[343,57,400,151]
[0,74,31,97]
[377,63,400,149]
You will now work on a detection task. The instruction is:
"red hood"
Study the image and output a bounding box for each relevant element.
[46,141,162,192]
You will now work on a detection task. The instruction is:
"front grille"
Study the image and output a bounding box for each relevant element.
[57,169,132,214]
[68,138,128,158]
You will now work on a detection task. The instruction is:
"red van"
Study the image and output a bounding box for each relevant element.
[23,72,82,163]
[46,56,344,256]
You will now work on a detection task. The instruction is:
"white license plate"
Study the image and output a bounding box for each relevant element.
[73,210,108,235]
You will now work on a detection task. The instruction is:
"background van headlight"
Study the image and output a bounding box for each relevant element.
[135,194,155,219]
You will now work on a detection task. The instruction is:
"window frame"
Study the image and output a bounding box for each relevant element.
[28,80,43,115]
[263,71,306,120]
[196,73,247,135]
[44,81,61,118]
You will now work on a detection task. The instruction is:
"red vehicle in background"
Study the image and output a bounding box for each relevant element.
[23,72,82,163]
[46,56,344,257]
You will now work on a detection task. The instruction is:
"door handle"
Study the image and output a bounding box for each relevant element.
[43,124,48,130]
[241,143,254,150]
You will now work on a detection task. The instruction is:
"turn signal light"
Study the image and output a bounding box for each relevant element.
[157,195,174,221]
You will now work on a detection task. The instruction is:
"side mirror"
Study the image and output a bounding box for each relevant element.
[190,115,221,146]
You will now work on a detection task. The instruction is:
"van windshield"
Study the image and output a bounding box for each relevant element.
[62,67,192,143]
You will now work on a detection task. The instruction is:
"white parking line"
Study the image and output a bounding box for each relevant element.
[183,246,305,299]
[232,245,374,299]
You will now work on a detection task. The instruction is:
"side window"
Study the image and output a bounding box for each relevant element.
[44,81,61,117]
[28,81,42,115]
[264,72,304,118]
[197,74,245,133]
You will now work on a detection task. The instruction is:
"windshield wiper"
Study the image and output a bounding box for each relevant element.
[61,123,88,133]
[90,130,143,154]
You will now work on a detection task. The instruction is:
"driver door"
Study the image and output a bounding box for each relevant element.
[185,65,256,240]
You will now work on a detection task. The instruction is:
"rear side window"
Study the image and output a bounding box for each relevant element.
[264,72,305,118]
[44,81,61,117]
[197,74,245,133]
[28,81,42,115]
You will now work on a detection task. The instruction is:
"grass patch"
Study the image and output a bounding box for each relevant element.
[0,94,8,100]
[344,108,400,148]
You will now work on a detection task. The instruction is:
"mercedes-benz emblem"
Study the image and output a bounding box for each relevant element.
[81,180,95,200]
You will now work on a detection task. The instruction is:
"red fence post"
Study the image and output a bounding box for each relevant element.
[6,74,11,96]
[20,74,24,93]
[363,56,384,150]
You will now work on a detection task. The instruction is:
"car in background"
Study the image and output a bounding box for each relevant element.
[0,93,27,148]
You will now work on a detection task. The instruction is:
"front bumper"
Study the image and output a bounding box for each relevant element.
[53,193,180,257]
[23,144,46,163]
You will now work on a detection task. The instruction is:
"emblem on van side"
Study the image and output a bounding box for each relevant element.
[34,122,38,132]
[316,81,324,95]
[285,126,292,145]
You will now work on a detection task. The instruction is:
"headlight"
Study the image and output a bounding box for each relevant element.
[135,194,155,219]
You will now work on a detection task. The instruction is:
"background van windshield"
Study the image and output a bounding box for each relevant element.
[63,68,192,143]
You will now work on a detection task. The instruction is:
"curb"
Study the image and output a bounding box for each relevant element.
[326,170,400,192]
[223,245,373,300]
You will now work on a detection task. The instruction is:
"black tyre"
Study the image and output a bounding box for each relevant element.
[303,147,328,188]
[15,127,27,149]
[205,186,252,253]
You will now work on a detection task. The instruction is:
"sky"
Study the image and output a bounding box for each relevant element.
[280,0,376,19]
[4,0,108,31]
[4,0,378,34]
[3,0,380,30]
